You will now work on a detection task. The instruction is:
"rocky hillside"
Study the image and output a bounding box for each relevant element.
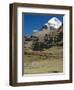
[24,17,63,51]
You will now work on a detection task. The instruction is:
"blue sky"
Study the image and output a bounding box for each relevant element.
[23,13,63,36]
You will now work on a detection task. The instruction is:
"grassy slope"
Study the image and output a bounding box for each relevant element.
[24,46,63,74]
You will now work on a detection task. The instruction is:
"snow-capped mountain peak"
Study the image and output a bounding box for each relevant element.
[48,17,62,30]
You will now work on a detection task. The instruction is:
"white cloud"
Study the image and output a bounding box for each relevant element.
[33,30,38,33]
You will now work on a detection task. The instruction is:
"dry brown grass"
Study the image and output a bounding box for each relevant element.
[24,46,63,74]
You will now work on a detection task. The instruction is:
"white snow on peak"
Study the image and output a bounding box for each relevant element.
[48,17,62,29]
[32,17,62,35]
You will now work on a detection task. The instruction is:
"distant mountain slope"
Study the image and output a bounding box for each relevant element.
[24,17,63,50]
[32,28,58,43]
